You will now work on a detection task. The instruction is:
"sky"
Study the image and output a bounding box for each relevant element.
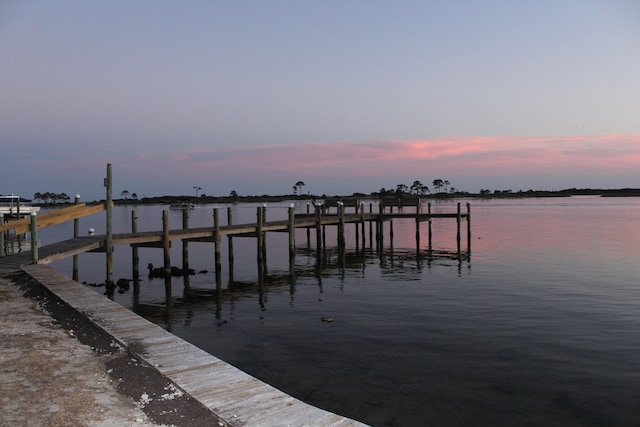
[1,1,639,201]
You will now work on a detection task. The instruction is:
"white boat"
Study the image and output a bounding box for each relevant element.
[169,202,195,210]
[0,195,41,220]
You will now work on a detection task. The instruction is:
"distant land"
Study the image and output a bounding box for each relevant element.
[83,187,640,206]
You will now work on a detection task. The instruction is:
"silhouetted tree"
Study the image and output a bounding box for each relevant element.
[433,179,444,193]
[410,180,429,195]
[396,184,408,194]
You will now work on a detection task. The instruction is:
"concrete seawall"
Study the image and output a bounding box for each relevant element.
[20,264,368,427]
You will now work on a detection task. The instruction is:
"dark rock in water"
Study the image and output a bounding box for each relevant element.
[147,263,197,278]
[198,269,208,275]
[116,278,130,291]
[321,317,334,323]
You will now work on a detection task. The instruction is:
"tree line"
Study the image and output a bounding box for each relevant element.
[375,179,454,196]
[32,192,72,204]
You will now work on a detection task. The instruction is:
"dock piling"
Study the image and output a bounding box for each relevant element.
[162,210,171,276]
[227,207,234,280]
[131,210,140,294]
[182,208,190,276]
[30,212,38,262]
[214,208,221,280]
[72,194,80,281]
[105,164,114,291]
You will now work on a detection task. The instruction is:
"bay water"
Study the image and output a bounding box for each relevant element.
[43,196,640,426]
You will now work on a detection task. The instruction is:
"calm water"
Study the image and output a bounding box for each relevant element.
[43,196,640,426]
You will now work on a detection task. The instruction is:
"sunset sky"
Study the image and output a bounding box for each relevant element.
[1,1,639,200]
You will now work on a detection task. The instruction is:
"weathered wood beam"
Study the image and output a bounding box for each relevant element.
[1,203,111,234]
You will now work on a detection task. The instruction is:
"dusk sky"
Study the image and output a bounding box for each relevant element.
[2,1,639,200]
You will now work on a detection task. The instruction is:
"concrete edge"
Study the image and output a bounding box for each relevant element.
[20,264,369,427]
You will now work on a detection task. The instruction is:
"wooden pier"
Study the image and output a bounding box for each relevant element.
[1,202,471,277]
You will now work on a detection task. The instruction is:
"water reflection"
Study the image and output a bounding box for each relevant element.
[42,198,640,426]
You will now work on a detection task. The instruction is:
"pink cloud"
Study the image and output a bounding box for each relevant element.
[168,134,640,179]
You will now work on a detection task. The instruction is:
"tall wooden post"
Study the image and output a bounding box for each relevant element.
[314,203,322,254]
[257,206,264,272]
[389,205,394,247]
[355,207,360,251]
[467,203,472,256]
[131,210,140,294]
[338,202,345,248]
[72,194,80,281]
[377,203,384,251]
[288,204,295,258]
[30,212,38,262]
[427,202,432,256]
[415,214,421,254]
[456,202,462,258]
[369,203,373,248]
[227,207,234,280]
[306,203,311,248]
[182,208,190,275]
[361,202,365,248]
[162,210,171,275]
[214,208,221,280]
[105,164,114,288]
[262,205,268,270]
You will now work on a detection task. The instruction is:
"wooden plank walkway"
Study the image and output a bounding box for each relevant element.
[20,264,369,426]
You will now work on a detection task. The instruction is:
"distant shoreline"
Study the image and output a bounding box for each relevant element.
[34,188,640,207]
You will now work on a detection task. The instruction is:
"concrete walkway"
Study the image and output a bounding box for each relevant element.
[0,275,167,427]
[1,263,368,426]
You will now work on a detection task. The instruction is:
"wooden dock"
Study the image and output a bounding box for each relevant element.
[1,203,471,277]
[19,263,368,426]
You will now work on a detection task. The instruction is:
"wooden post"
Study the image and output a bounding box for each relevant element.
[314,203,322,254]
[338,202,345,248]
[262,205,267,271]
[105,164,114,289]
[131,210,140,294]
[227,207,234,280]
[30,212,38,262]
[415,214,420,255]
[369,203,373,248]
[456,202,461,258]
[257,206,264,271]
[0,227,4,257]
[182,208,189,275]
[467,202,472,255]
[288,204,295,258]
[72,194,80,281]
[361,202,365,248]
[306,203,311,248]
[389,205,394,245]
[355,208,360,251]
[377,203,384,251]
[428,202,432,256]
[214,208,221,279]
[163,210,171,276]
